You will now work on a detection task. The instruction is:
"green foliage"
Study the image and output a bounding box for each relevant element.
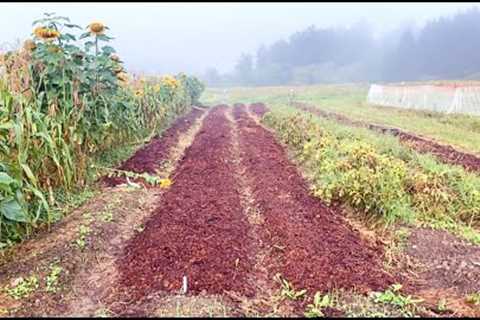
[45,264,63,293]
[74,224,91,250]
[100,210,113,223]
[4,275,39,300]
[304,292,333,317]
[0,13,205,246]
[263,111,414,225]
[263,109,480,232]
[274,274,307,301]
[370,284,423,316]
[177,73,205,105]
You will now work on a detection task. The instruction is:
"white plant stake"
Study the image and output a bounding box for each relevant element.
[182,275,188,295]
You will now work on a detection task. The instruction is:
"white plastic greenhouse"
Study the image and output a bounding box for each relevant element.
[367,84,480,116]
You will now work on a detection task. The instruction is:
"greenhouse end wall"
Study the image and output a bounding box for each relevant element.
[367,84,480,116]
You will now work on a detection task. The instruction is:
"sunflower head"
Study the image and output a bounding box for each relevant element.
[88,22,106,35]
[33,26,44,38]
[161,75,179,89]
[33,26,60,41]
[134,89,143,97]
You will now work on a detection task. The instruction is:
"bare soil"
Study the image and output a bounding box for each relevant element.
[406,228,480,295]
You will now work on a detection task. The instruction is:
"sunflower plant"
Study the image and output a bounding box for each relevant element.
[0,12,205,247]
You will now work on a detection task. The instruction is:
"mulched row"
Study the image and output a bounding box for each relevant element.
[294,102,480,173]
[234,103,394,297]
[249,102,269,117]
[113,106,255,313]
[102,108,205,187]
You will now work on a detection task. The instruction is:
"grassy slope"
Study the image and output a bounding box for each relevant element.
[202,84,480,154]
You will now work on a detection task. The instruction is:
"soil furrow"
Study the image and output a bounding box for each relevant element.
[233,104,393,303]
[293,102,480,172]
[103,107,205,186]
[111,106,255,315]
[224,106,281,316]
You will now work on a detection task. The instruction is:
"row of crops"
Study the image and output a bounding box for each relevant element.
[0,13,205,246]
[263,108,480,243]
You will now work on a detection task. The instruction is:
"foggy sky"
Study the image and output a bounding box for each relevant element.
[1,2,479,76]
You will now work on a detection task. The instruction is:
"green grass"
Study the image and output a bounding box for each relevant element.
[203,84,480,154]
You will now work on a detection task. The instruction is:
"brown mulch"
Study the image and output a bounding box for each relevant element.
[233,104,394,300]
[102,108,205,187]
[294,102,480,173]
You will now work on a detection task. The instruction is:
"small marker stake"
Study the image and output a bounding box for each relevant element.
[182,275,188,295]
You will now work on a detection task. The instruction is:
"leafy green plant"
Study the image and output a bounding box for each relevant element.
[274,274,307,301]
[370,284,423,316]
[4,275,39,299]
[74,224,91,250]
[45,264,63,293]
[83,212,94,223]
[100,211,113,223]
[304,292,333,317]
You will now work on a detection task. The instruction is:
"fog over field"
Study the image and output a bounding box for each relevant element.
[1,3,480,83]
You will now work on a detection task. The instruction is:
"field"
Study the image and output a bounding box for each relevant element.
[204,85,480,155]
[0,80,479,317]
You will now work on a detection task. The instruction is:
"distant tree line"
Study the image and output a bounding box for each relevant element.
[201,7,480,86]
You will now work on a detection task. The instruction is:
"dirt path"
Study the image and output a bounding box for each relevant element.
[224,105,282,316]
[293,102,480,173]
